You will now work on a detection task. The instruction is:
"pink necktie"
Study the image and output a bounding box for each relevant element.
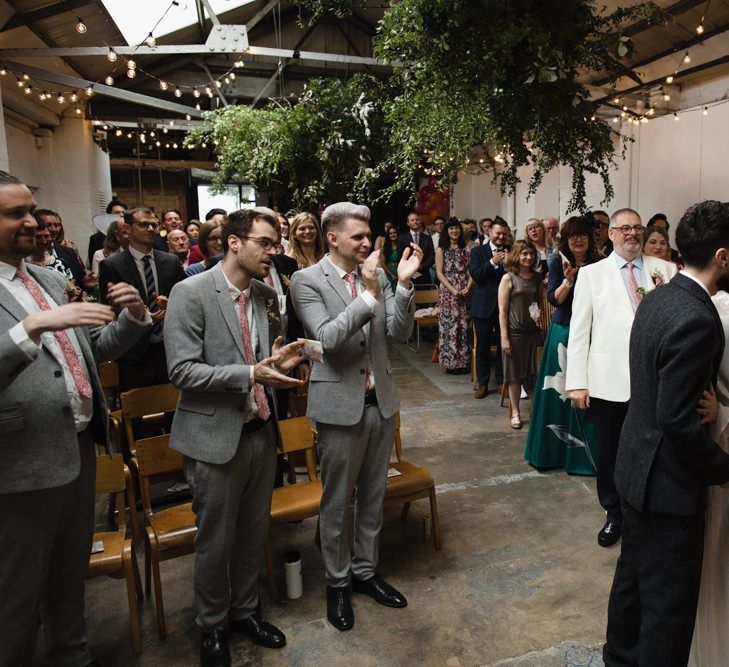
[235,292,271,421]
[15,267,93,399]
[344,272,358,300]
[343,272,372,391]
[625,262,643,311]
[266,272,275,288]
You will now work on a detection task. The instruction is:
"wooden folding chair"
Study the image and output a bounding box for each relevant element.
[265,417,322,602]
[88,454,143,654]
[408,287,439,351]
[384,412,442,550]
[135,434,196,639]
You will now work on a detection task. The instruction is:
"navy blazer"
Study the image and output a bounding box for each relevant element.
[396,231,434,282]
[468,243,505,320]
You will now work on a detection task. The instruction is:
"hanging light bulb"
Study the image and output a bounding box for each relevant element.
[192,87,200,98]
[127,69,136,79]
[683,53,691,63]
[214,80,221,89]
[159,80,169,91]
[24,85,32,95]
[150,131,156,137]
[16,78,23,87]
[163,127,168,134]
[127,59,136,70]
[223,76,230,84]
[85,86,93,96]
[75,107,82,115]
[703,106,709,115]
[663,91,671,101]
[38,91,46,101]
[165,143,170,148]
[613,117,619,124]
[673,112,680,121]
[696,24,704,34]
[169,119,175,126]
[105,75,114,85]
[174,87,182,98]
[195,103,201,110]
[0,68,7,76]
[185,114,191,121]
[640,116,648,123]
[70,91,78,102]
[173,142,178,149]
[155,141,161,147]
[613,97,620,104]
[75,17,87,34]
[620,111,627,118]
[139,133,146,143]
[57,93,65,104]
[107,48,117,62]
[201,142,207,148]
[22,73,30,81]
[647,107,654,116]
[205,86,213,97]
[127,132,132,138]
[146,33,156,47]
[229,72,236,80]
[116,129,123,136]
[665,75,674,84]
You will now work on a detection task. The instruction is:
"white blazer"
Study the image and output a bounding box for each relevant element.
[565,253,677,402]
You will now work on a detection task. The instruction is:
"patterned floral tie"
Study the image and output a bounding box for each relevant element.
[15,267,93,399]
[235,292,271,421]
[625,262,643,311]
[343,272,372,391]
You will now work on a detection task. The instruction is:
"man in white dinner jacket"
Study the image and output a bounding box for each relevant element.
[566,208,677,548]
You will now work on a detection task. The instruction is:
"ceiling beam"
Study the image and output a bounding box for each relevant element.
[7,61,204,117]
[246,0,281,32]
[595,52,729,103]
[250,22,318,106]
[199,0,221,27]
[592,20,729,86]
[197,58,228,106]
[623,0,709,38]
[2,0,95,32]
[0,45,388,66]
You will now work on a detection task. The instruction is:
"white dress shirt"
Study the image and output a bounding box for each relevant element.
[1,260,93,432]
[128,245,159,299]
[612,252,648,300]
[221,266,260,419]
[680,269,711,296]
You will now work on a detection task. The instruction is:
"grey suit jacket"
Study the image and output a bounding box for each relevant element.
[290,256,414,426]
[165,263,283,465]
[0,264,152,494]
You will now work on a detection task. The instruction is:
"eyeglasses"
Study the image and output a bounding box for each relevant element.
[133,221,160,231]
[568,233,589,240]
[596,222,609,229]
[239,235,277,250]
[612,225,644,236]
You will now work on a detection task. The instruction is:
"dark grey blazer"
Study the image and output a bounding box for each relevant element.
[615,272,729,515]
[0,264,151,494]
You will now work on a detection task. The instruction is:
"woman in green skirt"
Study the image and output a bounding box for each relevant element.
[524,216,601,474]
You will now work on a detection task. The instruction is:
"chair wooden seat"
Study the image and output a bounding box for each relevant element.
[383,413,442,551]
[87,454,143,653]
[265,417,321,601]
[386,461,435,497]
[270,480,322,523]
[147,503,197,547]
[133,432,196,639]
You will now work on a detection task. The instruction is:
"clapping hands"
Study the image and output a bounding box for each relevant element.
[397,243,423,287]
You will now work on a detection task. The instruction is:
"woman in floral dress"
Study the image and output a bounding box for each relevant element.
[435,218,473,374]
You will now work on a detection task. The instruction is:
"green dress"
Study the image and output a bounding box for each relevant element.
[524,255,598,475]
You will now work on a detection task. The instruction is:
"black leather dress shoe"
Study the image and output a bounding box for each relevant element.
[598,520,622,547]
[352,575,408,608]
[200,629,230,667]
[230,614,286,649]
[326,585,354,631]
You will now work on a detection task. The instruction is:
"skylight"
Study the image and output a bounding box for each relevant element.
[101,0,257,46]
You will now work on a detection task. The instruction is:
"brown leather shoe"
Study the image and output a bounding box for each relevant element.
[474,385,488,399]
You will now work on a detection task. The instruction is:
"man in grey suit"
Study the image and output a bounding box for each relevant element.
[290,202,421,631]
[165,208,305,667]
[0,171,151,666]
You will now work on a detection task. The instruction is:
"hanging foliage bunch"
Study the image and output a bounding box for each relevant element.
[369,0,666,211]
[186,74,389,207]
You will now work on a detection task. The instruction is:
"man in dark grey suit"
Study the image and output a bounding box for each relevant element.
[98,206,185,392]
[291,202,421,632]
[604,200,729,666]
[396,211,434,287]
[165,208,305,667]
[0,171,151,666]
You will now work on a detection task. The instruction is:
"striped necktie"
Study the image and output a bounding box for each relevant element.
[142,255,162,335]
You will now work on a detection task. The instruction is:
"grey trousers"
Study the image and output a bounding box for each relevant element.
[317,406,396,587]
[184,422,276,631]
[0,430,96,667]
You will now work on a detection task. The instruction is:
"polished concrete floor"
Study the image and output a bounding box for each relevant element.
[78,341,617,666]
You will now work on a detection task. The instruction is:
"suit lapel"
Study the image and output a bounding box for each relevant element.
[0,281,30,322]
[251,280,270,360]
[321,256,352,306]
[212,265,247,360]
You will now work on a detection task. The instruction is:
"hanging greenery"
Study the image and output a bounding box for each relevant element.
[189,0,668,212]
[186,75,389,207]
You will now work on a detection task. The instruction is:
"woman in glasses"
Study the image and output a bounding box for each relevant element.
[185,220,224,277]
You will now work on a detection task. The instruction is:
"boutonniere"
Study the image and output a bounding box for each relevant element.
[650,268,665,286]
[265,297,280,326]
